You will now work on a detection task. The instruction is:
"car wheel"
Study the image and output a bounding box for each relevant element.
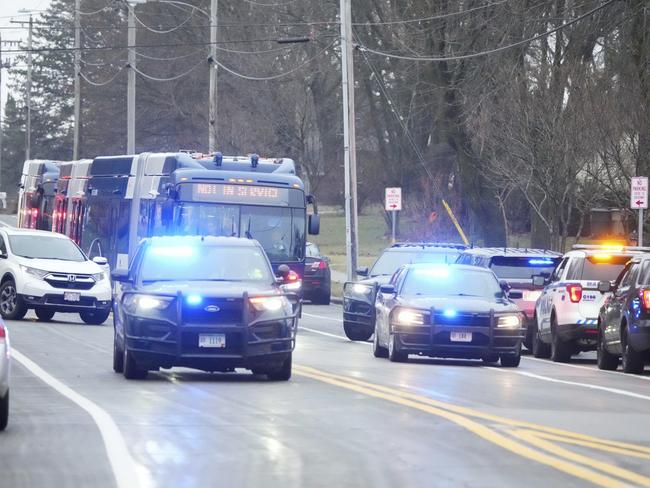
[343,322,373,341]
[35,307,55,322]
[500,354,521,367]
[532,319,551,359]
[550,317,572,363]
[482,354,500,365]
[80,309,110,325]
[0,280,27,320]
[597,327,618,371]
[388,334,407,363]
[123,347,148,380]
[113,332,124,373]
[267,353,292,381]
[373,332,388,358]
[0,390,8,431]
[621,328,644,374]
[523,325,533,352]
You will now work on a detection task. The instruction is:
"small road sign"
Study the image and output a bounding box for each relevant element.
[385,187,402,212]
[631,177,648,209]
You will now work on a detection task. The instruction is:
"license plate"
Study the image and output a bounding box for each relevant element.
[199,334,226,348]
[450,332,472,342]
[64,292,80,302]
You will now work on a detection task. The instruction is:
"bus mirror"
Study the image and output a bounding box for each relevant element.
[308,214,320,235]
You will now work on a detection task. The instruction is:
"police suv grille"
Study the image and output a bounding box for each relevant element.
[433,312,492,327]
[45,273,95,290]
[182,298,243,325]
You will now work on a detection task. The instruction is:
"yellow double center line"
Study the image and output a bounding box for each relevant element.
[294,365,650,488]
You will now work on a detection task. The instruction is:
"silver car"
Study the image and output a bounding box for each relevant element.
[0,319,9,430]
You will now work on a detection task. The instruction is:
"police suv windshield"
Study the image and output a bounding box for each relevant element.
[401,267,502,299]
[370,250,459,276]
[140,244,274,283]
[9,235,86,262]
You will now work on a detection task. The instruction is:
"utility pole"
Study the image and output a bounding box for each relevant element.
[208,0,218,152]
[25,15,33,161]
[73,0,81,159]
[1,38,19,192]
[340,0,359,281]
[127,2,137,154]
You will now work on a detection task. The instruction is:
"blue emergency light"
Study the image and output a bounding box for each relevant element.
[443,309,457,318]
[529,259,554,265]
[187,295,203,305]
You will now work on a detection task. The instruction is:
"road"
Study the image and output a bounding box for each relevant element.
[2,303,650,488]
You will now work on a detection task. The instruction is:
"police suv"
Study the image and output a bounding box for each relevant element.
[533,245,646,362]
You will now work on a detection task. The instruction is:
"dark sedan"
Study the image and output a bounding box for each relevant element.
[111,236,300,380]
[303,242,331,305]
[373,264,524,366]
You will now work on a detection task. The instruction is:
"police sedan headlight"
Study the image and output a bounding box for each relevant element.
[497,314,522,328]
[123,294,173,314]
[394,308,427,326]
[21,265,49,280]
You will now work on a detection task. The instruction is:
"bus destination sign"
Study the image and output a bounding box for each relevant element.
[193,183,290,205]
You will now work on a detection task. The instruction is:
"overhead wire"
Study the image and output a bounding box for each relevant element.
[132,57,206,81]
[356,0,618,62]
[240,0,299,6]
[136,49,206,61]
[79,66,125,86]
[129,5,196,35]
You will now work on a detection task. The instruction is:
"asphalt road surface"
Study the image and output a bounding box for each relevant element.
[2,303,650,488]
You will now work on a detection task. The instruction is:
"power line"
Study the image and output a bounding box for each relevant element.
[129,4,196,35]
[136,49,205,61]
[357,0,618,62]
[240,0,299,6]
[79,66,125,86]
[132,57,206,81]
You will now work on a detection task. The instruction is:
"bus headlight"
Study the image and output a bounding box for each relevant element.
[497,314,522,328]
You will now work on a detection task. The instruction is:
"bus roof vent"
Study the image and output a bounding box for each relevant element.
[214,152,223,167]
[251,153,259,168]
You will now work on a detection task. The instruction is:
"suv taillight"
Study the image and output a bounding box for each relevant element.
[312,260,327,270]
[641,290,650,310]
[567,284,582,303]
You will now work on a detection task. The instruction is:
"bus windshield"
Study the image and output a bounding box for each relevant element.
[175,203,306,262]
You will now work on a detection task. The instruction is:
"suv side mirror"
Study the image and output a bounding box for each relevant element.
[379,284,395,295]
[308,214,320,235]
[111,268,131,283]
[598,280,614,293]
[532,275,547,287]
[92,256,108,266]
[356,267,369,277]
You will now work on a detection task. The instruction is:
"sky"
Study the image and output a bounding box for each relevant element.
[1,0,52,115]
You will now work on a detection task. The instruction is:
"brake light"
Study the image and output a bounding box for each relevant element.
[641,290,650,310]
[567,284,582,303]
[311,261,328,270]
[0,323,5,341]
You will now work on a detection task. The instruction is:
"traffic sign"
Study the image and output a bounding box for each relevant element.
[631,177,648,209]
[385,187,402,211]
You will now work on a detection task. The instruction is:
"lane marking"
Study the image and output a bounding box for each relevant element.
[524,356,650,382]
[303,312,343,322]
[294,365,634,488]
[300,325,371,344]
[490,367,650,401]
[12,348,142,488]
[530,431,650,460]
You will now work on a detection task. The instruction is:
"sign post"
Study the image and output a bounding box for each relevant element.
[385,187,402,244]
[631,176,648,247]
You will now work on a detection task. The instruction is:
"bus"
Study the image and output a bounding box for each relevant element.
[17,160,61,230]
[62,152,319,279]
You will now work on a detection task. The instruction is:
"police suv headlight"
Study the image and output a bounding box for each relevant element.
[21,265,49,280]
[497,314,522,328]
[250,296,289,312]
[393,308,427,326]
[123,294,173,314]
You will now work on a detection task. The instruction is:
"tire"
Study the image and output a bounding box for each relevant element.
[80,309,110,325]
[312,289,331,305]
[0,390,8,431]
[0,280,27,320]
[344,322,373,341]
[113,332,124,373]
[35,307,55,322]
[482,354,500,365]
[388,334,407,363]
[123,347,148,380]
[267,353,292,381]
[621,328,644,374]
[373,332,388,358]
[550,316,572,363]
[597,327,618,371]
[523,324,533,352]
[532,319,551,359]
[501,353,521,368]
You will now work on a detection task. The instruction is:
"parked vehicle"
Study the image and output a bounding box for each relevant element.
[303,242,331,305]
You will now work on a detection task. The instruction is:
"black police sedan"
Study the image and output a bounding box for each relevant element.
[343,243,466,341]
[111,236,300,380]
[372,263,524,366]
[597,253,650,374]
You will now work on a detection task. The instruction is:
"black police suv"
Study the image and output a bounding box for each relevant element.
[111,236,300,380]
[597,253,650,374]
[343,243,466,341]
[373,263,524,366]
[303,242,332,305]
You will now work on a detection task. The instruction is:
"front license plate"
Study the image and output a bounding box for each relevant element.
[199,334,226,348]
[450,332,472,342]
[64,292,80,302]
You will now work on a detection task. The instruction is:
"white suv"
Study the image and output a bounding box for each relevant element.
[0,228,112,324]
[532,245,646,362]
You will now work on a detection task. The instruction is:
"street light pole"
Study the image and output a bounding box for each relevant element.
[73,0,81,159]
[208,0,217,152]
[127,2,136,154]
[340,0,359,281]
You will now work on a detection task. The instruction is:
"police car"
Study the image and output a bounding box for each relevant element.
[111,236,300,380]
[533,245,648,362]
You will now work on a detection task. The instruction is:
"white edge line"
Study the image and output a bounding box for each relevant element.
[524,356,650,382]
[300,326,372,345]
[490,366,650,401]
[12,348,142,488]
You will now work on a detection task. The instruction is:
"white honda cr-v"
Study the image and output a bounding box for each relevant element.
[0,228,112,324]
